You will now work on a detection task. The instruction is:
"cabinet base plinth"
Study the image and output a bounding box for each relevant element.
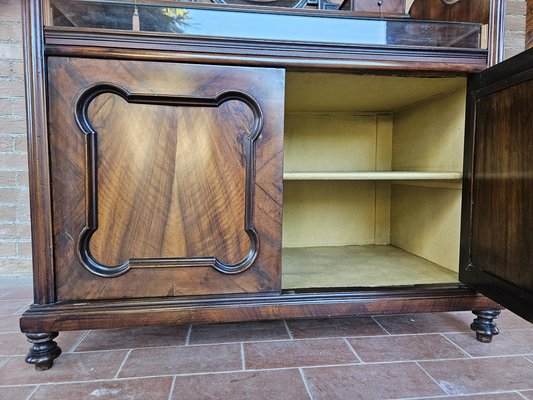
[25,332,62,371]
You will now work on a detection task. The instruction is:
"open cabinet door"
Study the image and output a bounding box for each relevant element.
[460,47,533,322]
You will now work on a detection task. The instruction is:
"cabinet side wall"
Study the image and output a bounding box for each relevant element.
[390,87,465,273]
[392,87,466,173]
[390,184,461,273]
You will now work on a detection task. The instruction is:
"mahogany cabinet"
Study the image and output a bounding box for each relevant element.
[20,0,533,370]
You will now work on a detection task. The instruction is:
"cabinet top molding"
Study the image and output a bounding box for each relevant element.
[38,0,508,72]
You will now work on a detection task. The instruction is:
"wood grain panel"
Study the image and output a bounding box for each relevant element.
[48,57,285,300]
[340,0,405,13]
[82,92,257,275]
[471,79,533,293]
[409,0,490,24]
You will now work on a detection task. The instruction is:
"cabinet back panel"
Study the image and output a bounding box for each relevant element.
[282,181,378,247]
[390,184,461,272]
[284,114,379,172]
[392,87,466,172]
[48,58,285,300]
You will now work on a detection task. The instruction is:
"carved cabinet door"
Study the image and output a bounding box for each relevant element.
[47,58,285,300]
[460,47,533,322]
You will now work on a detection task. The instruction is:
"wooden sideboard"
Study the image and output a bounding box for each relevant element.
[20,0,533,370]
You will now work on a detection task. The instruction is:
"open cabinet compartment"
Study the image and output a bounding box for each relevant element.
[282,72,467,289]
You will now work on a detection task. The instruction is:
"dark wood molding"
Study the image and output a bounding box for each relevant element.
[44,28,488,73]
[487,0,506,65]
[459,74,479,299]
[20,285,499,333]
[75,84,262,277]
[22,0,56,304]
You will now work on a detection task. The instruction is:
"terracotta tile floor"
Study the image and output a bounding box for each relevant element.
[1,278,532,400]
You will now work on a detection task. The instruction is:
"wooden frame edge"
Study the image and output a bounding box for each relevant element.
[22,0,56,304]
[44,29,488,73]
[488,0,507,66]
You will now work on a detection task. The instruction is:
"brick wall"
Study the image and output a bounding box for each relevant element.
[506,0,527,58]
[0,1,527,275]
[0,0,31,275]
[526,0,533,48]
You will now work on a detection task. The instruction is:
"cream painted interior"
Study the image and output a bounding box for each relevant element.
[285,72,466,113]
[282,72,467,288]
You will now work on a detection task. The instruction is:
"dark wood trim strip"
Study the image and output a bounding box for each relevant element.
[479,47,533,87]
[20,285,499,332]
[474,64,533,98]
[44,29,488,73]
[461,265,533,322]
[22,0,56,304]
[459,74,480,295]
[488,0,506,66]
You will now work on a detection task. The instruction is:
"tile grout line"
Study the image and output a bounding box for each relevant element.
[393,395,454,400]
[5,351,530,369]
[8,357,533,389]
[167,376,177,400]
[0,356,11,369]
[113,349,133,380]
[371,316,392,335]
[522,355,533,365]
[393,395,451,400]
[298,368,314,400]
[343,337,364,364]
[394,389,529,400]
[240,342,246,371]
[0,289,14,299]
[439,333,474,359]
[283,320,294,339]
[12,302,32,315]
[67,330,91,353]
[414,361,449,396]
[0,375,188,388]
[48,335,380,352]
[25,384,39,400]
[184,325,192,346]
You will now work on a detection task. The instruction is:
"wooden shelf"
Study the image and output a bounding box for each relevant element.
[283,171,462,181]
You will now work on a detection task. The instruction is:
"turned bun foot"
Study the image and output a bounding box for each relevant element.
[475,332,495,343]
[471,310,500,343]
[25,332,62,371]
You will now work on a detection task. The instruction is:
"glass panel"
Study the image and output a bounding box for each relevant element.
[48,0,482,49]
